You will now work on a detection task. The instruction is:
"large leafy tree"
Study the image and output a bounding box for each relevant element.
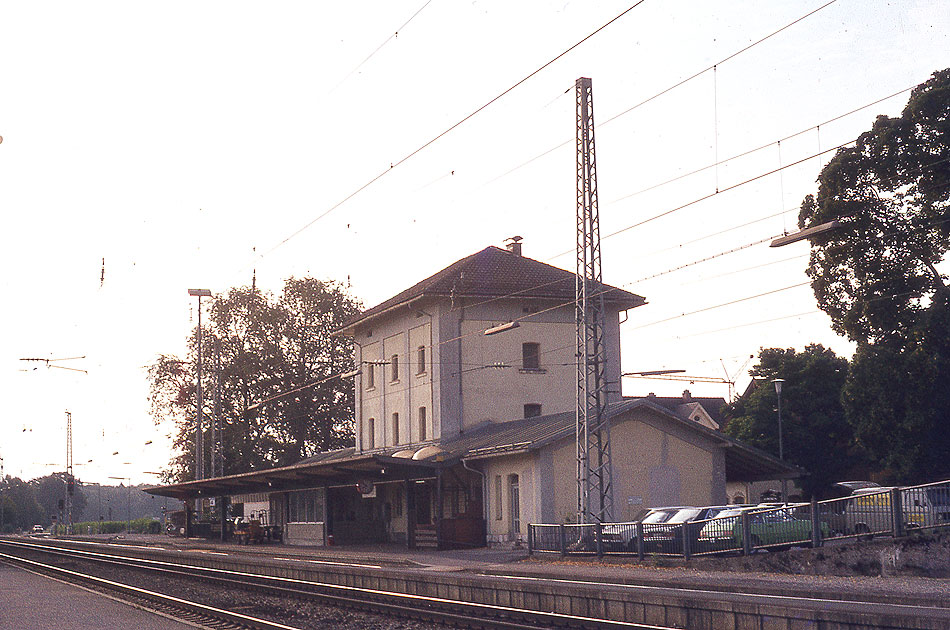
[149,277,361,482]
[798,69,950,483]
[0,476,44,532]
[798,68,950,346]
[723,345,853,498]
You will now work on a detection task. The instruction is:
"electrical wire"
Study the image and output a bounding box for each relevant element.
[630,282,812,330]
[549,137,856,260]
[672,310,823,340]
[247,1,649,268]
[326,0,435,97]
[485,0,839,188]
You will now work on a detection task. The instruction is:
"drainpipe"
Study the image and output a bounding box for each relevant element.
[462,458,487,523]
[457,292,464,434]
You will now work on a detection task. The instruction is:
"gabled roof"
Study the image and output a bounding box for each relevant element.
[340,246,645,331]
[633,394,729,427]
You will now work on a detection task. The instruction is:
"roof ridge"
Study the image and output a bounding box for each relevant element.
[341,245,644,331]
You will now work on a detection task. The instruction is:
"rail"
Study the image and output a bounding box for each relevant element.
[0,539,670,630]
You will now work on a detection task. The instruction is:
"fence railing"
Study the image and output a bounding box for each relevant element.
[528,479,950,558]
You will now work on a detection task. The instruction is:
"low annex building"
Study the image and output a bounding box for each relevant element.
[147,241,795,547]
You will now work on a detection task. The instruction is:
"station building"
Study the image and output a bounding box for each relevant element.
[146,241,795,547]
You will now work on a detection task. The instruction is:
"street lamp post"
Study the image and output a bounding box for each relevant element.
[188,289,212,481]
[772,378,787,502]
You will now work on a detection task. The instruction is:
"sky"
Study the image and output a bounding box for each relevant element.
[0,1,947,485]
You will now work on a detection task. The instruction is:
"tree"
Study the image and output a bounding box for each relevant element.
[149,277,361,482]
[841,291,950,483]
[798,69,950,484]
[1,476,44,531]
[798,68,950,347]
[723,345,853,498]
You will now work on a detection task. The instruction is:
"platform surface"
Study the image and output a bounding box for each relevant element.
[0,561,194,630]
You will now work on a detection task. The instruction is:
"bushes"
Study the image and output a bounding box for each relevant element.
[64,518,162,535]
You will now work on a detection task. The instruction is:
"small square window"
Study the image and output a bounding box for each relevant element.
[522,343,540,370]
[524,404,542,418]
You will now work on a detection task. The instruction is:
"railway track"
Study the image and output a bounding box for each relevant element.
[0,539,666,630]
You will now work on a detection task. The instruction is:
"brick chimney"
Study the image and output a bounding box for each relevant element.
[505,235,523,256]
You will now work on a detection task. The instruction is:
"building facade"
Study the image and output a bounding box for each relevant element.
[147,241,795,547]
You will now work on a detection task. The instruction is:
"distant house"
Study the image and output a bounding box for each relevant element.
[147,241,795,547]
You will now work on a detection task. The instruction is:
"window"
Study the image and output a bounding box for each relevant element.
[522,342,540,370]
[392,412,400,444]
[418,406,427,441]
[417,346,426,374]
[509,474,521,534]
[391,354,399,381]
[523,404,542,418]
[366,363,375,389]
[288,489,325,523]
[494,475,502,520]
[367,418,375,449]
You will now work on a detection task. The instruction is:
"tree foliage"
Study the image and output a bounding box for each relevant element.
[723,345,852,498]
[798,69,950,484]
[798,68,950,346]
[841,291,950,483]
[148,277,361,482]
[0,476,44,532]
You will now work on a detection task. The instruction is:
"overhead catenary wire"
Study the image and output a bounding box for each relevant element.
[326,0,435,97]
[606,83,917,206]
[485,0,840,188]
[246,1,649,268]
[549,137,857,261]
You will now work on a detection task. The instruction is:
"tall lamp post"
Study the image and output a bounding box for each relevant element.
[188,289,212,481]
[772,378,787,502]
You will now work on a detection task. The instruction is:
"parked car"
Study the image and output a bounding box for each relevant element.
[696,507,755,552]
[602,506,687,552]
[642,506,736,554]
[30,525,49,536]
[697,506,828,552]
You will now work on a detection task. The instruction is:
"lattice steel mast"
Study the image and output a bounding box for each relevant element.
[65,410,73,534]
[575,77,613,524]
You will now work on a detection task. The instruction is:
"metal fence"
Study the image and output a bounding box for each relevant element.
[528,479,950,558]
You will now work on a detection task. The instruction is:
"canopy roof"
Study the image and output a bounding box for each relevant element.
[145,398,797,500]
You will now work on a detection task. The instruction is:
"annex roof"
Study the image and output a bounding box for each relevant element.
[340,245,645,332]
[144,397,795,500]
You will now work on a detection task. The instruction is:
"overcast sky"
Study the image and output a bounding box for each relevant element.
[1,1,947,484]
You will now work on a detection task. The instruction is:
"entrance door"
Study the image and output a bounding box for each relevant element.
[508,474,520,538]
[415,483,432,525]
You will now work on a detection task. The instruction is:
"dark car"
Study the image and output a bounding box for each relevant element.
[643,506,736,554]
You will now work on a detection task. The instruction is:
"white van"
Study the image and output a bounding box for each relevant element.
[842,485,946,537]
